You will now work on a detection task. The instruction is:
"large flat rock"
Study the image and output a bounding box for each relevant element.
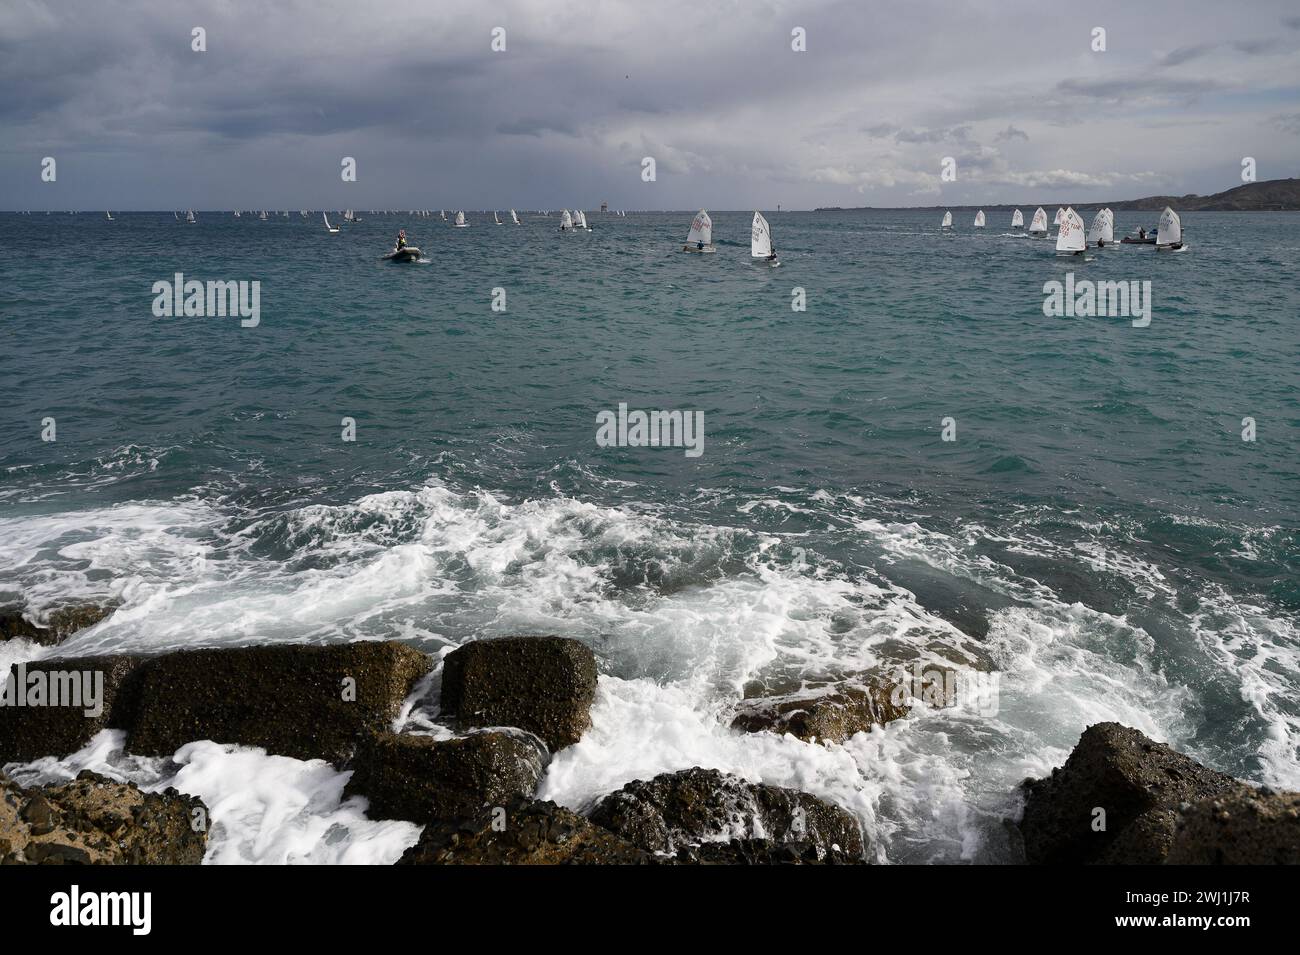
[344,729,548,824]
[439,636,597,751]
[126,640,431,763]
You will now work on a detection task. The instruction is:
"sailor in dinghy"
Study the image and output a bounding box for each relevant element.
[382,229,422,262]
[683,209,715,253]
[1028,207,1049,237]
[1155,206,1183,251]
[751,211,778,266]
[1011,209,1024,230]
[1086,209,1113,248]
[1055,207,1087,257]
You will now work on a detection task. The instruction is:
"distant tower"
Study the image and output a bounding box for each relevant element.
[600,201,609,213]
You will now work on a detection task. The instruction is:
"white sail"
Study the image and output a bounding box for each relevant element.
[1157,206,1181,246]
[494,211,502,224]
[454,210,467,227]
[1029,207,1048,234]
[686,209,713,245]
[1055,207,1086,252]
[576,210,588,229]
[1011,209,1024,228]
[186,209,196,223]
[751,211,772,258]
[973,210,986,228]
[941,211,953,228]
[1086,210,1113,245]
[323,213,339,233]
[560,210,573,230]
[106,211,113,220]
[1053,207,1064,226]
[510,209,520,224]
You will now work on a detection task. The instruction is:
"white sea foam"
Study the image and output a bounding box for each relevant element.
[4,731,421,865]
[1,478,1294,862]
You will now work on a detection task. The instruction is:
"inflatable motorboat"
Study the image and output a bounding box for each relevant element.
[383,246,422,262]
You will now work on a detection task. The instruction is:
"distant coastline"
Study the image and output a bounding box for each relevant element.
[815,177,1300,213]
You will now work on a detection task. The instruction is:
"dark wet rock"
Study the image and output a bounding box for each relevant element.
[731,681,909,743]
[127,640,431,763]
[344,729,547,824]
[588,767,865,861]
[440,636,597,751]
[398,798,649,864]
[0,770,206,864]
[0,655,147,764]
[1019,723,1237,864]
[1166,784,1300,864]
[0,605,115,646]
[672,837,864,864]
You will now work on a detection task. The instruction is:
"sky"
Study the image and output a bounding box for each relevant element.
[2,0,1298,210]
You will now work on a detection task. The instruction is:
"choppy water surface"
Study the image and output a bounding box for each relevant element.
[1,209,1297,863]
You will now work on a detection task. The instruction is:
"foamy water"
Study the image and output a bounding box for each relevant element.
[4,473,1295,863]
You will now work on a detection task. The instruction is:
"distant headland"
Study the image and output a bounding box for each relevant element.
[815,177,1300,212]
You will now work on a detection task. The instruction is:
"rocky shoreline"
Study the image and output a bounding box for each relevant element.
[1,605,1295,865]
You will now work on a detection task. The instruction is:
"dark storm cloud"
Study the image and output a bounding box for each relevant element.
[2,0,1298,209]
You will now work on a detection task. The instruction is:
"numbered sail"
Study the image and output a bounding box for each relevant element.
[686,209,712,245]
[1086,210,1113,245]
[1055,207,1086,252]
[1029,207,1048,233]
[1011,209,1024,228]
[1157,207,1181,246]
[751,211,772,258]
[973,210,986,228]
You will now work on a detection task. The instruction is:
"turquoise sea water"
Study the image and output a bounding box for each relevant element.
[1,209,1297,862]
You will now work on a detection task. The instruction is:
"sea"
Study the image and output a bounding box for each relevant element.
[0,209,1297,863]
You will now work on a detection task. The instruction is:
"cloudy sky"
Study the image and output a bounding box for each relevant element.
[3,0,1298,210]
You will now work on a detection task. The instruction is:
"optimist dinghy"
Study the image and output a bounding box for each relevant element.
[683,209,715,252]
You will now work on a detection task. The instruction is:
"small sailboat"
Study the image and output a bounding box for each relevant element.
[186,209,196,224]
[233,210,241,218]
[1055,207,1087,255]
[453,211,469,228]
[1086,209,1114,247]
[559,210,574,231]
[941,210,953,230]
[510,209,520,225]
[973,210,986,229]
[1028,207,1048,236]
[683,209,715,253]
[1053,207,1064,227]
[440,210,447,221]
[574,210,590,231]
[259,210,268,221]
[1011,209,1024,229]
[324,213,340,234]
[1156,206,1183,250]
[105,211,114,221]
[751,211,778,266]
[494,211,503,225]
